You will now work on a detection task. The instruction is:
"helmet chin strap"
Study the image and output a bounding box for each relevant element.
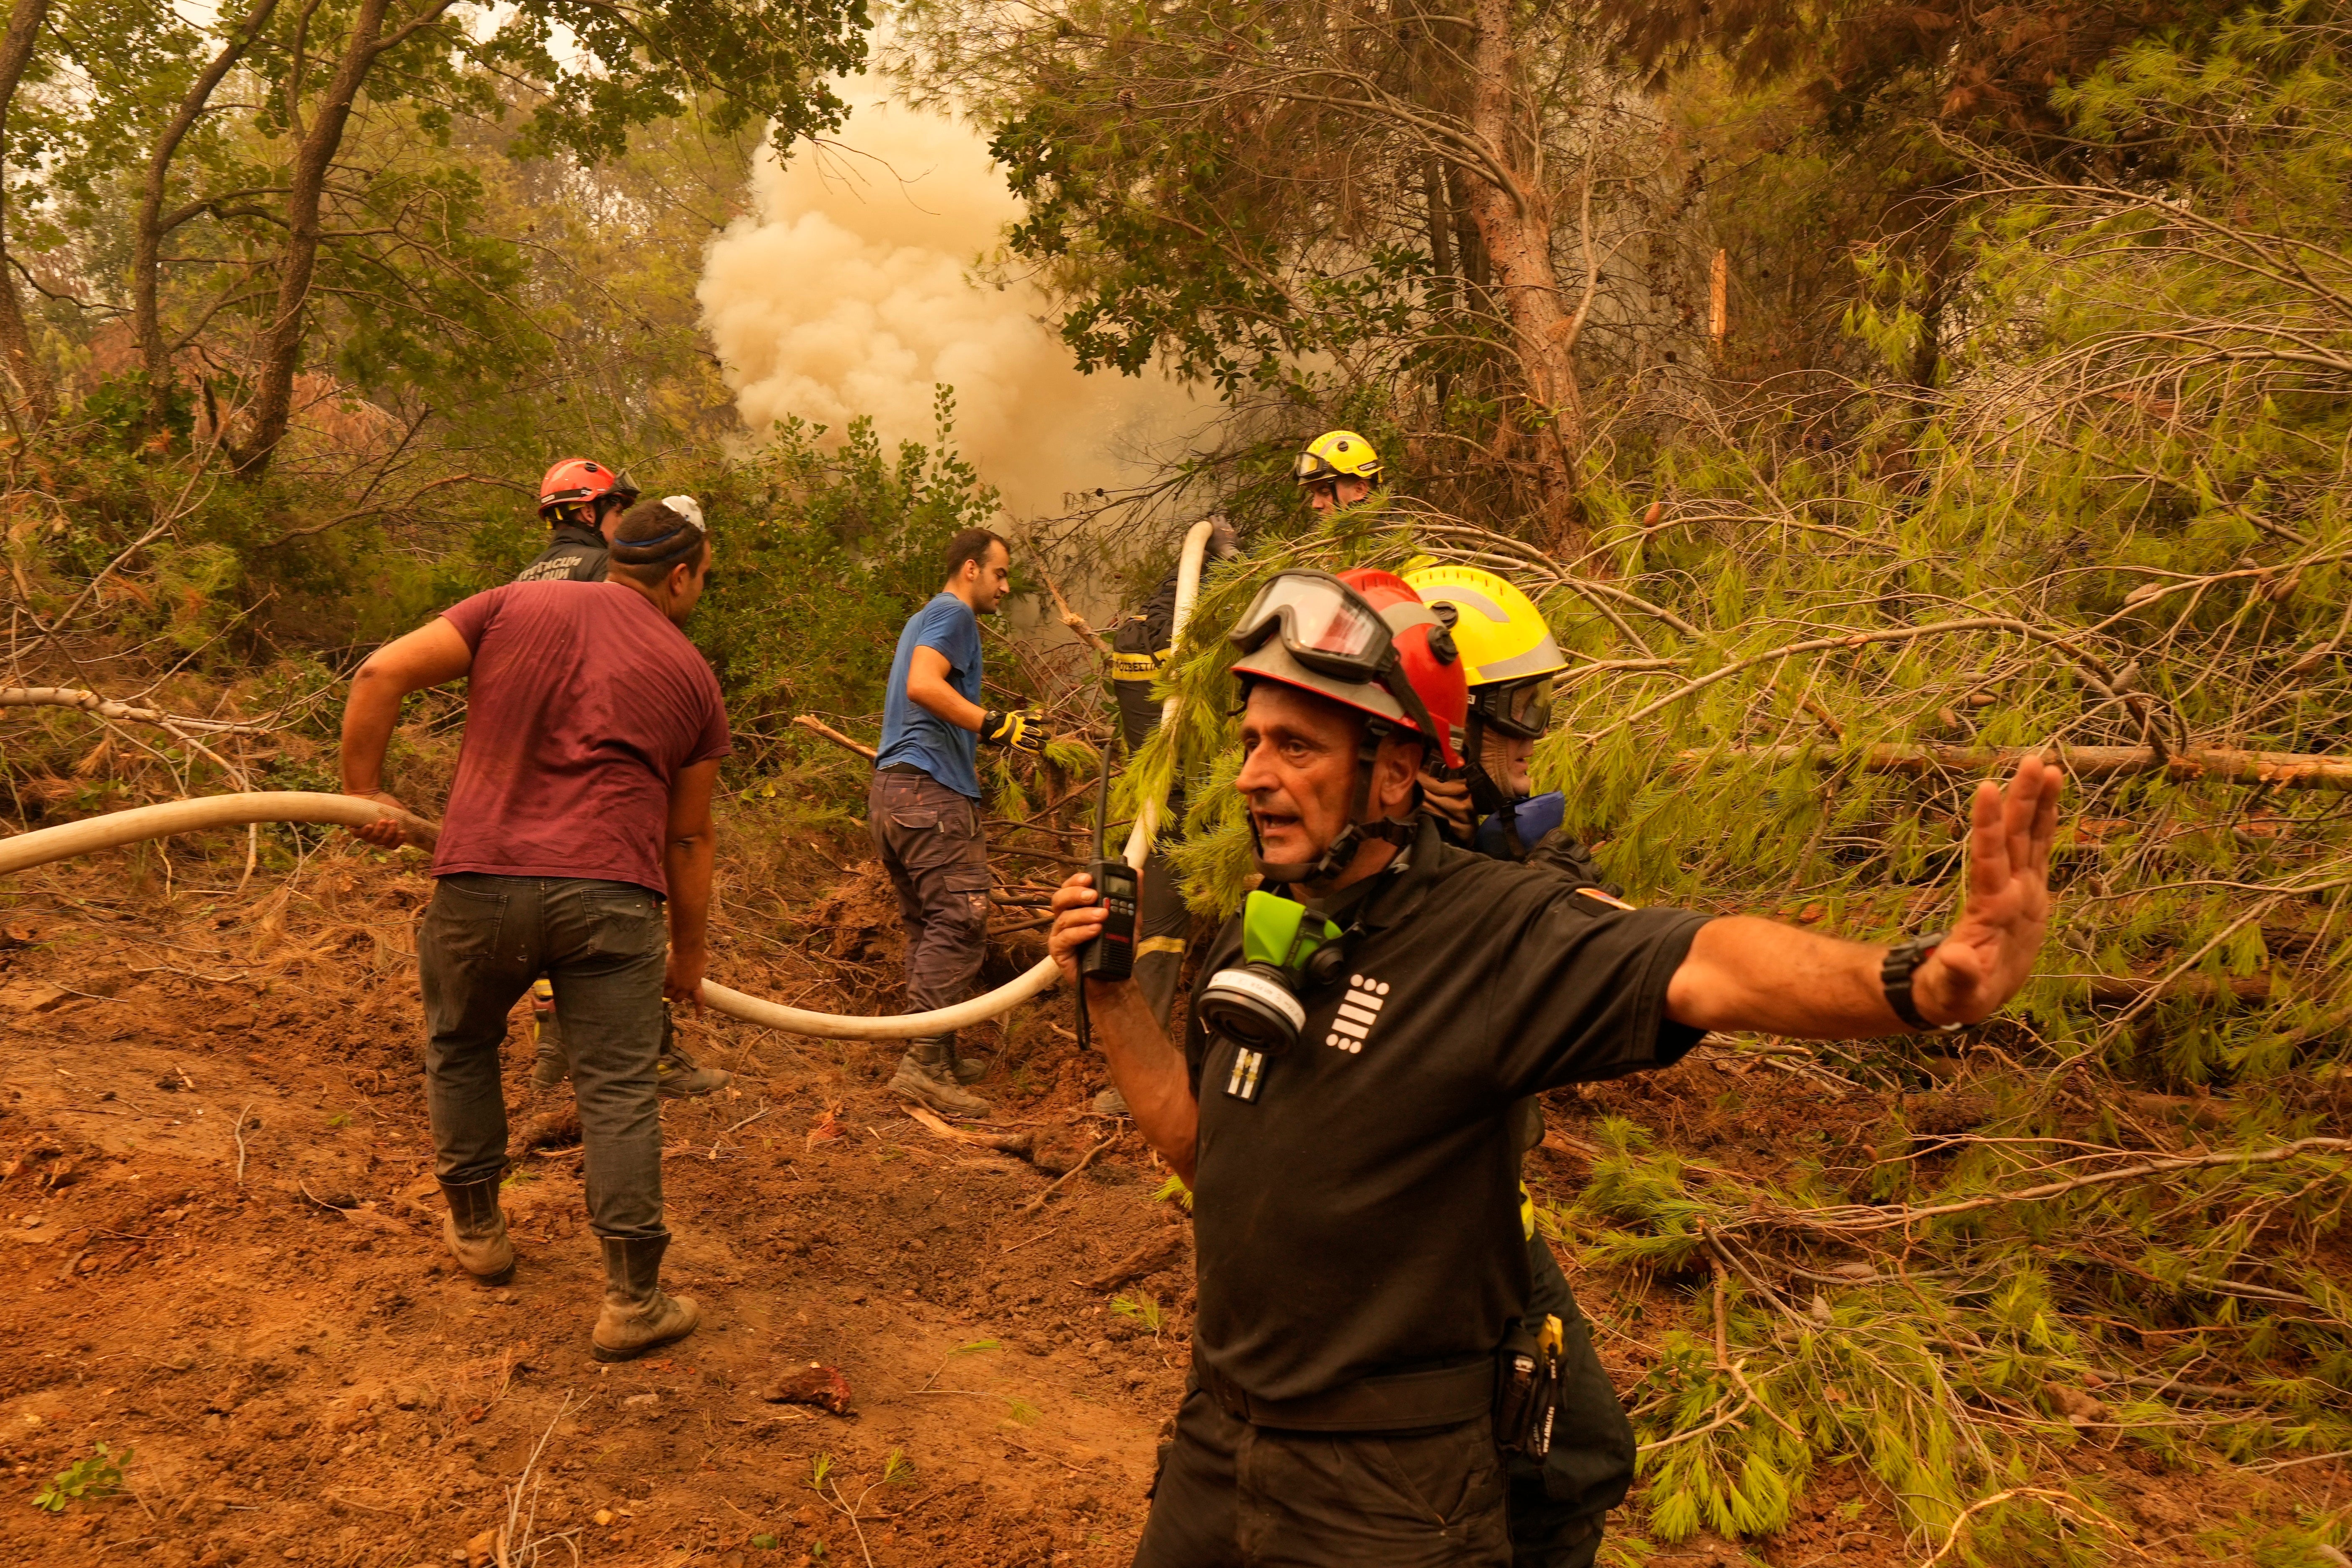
[1253,727,1416,887]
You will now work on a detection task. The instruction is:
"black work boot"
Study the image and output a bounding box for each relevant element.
[438,1177,515,1286]
[654,1006,732,1099]
[591,1234,701,1363]
[529,1019,569,1092]
[888,1036,991,1117]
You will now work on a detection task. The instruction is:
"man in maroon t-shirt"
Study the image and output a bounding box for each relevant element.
[338,496,728,1362]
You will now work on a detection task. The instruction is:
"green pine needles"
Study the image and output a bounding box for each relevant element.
[1121,14,2352,1558]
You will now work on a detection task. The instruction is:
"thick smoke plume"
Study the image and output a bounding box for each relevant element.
[699,94,1190,523]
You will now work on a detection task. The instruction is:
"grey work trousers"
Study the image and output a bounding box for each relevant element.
[1135,1385,1511,1567]
[868,768,990,1020]
[418,874,669,1240]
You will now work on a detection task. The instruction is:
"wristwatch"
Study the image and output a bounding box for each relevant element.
[1881,932,1962,1033]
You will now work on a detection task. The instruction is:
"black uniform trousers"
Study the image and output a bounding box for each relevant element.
[1133,1245,1630,1568]
[1136,1387,1512,1567]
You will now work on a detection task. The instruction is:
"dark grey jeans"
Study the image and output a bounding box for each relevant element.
[868,767,990,1017]
[417,874,668,1240]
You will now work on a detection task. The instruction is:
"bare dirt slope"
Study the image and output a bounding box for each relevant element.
[0,831,2340,1566]
[0,842,1185,1568]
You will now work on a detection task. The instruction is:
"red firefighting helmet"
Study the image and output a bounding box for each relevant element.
[1229,567,1467,770]
[537,458,640,520]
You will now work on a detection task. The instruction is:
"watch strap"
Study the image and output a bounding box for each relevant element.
[1881,931,1960,1032]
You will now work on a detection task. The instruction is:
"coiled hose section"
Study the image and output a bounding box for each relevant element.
[0,521,1216,1042]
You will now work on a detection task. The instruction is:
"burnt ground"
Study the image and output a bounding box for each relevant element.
[0,823,2342,1566]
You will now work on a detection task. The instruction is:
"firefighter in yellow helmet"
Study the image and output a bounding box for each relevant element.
[1406,562,1632,1568]
[1292,429,1384,516]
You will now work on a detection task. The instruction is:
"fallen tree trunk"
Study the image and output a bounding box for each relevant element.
[1682,742,2352,793]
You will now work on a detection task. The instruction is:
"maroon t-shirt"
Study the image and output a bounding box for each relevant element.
[431,581,731,896]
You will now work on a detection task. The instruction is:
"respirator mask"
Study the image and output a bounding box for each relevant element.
[1197,891,1350,1054]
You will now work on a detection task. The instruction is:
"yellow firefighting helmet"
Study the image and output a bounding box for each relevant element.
[1401,563,1565,688]
[1292,430,1383,488]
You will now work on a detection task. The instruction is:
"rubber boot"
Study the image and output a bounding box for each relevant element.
[591,1234,701,1363]
[889,1036,992,1118]
[529,980,569,1091]
[438,1177,515,1286]
[655,1008,733,1100]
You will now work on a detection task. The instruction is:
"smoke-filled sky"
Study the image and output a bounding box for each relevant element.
[699,92,1194,523]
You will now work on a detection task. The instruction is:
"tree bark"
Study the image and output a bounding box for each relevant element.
[234,0,390,476]
[236,0,454,477]
[134,0,281,432]
[0,0,54,425]
[1459,0,1582,537]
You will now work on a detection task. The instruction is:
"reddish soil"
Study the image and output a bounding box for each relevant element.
[0,826,2339,1566]
[0,838,1182,1568]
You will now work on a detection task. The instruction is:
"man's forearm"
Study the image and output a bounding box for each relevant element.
[1666,916,1907,1038]
[1083,980,1199,1184]
[907,674,984,733]
[338,673,404,794]
[665,832,714,958]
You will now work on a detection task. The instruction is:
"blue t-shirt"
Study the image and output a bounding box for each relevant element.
[876,592,983,797]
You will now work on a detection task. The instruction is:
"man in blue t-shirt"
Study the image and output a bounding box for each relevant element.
[871,527,1047,1114]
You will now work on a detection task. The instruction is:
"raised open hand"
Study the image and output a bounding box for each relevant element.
[1912,754,2063,1026]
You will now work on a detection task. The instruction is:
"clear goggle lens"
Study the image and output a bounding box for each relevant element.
[1231,571,1393,679]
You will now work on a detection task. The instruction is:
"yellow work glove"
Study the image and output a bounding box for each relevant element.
[978,707,1048,755]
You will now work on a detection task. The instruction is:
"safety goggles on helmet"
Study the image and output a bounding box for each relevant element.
[1228,569,1396,684]
[1472,676,1553,741]
[1292,429,1382,488]
[1292,451,1340,486]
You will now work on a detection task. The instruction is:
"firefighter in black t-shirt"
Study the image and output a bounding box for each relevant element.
[1045,567,2063,1566]
[516,458,730,1101]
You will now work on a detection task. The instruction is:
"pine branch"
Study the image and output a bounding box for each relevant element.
[1728,1137,2352,1238]
[1688,741,2352,793]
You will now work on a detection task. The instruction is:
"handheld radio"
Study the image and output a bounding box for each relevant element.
[1078,744,1139,981]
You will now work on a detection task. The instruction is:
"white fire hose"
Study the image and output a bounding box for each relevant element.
[0,520,1217,1042]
